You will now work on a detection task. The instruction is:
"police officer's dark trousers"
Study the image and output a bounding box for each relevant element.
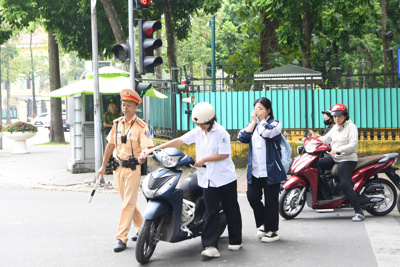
[202,180,242,248]
[247,176,280,232]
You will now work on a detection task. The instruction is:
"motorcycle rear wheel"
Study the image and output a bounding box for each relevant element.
[136,217,163,264]
[365,178,397,216]
[397,194,400,214]
[279,187,306,219]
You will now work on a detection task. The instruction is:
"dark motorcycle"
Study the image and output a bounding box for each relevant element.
[136,148,227,264]
[279,137,400,219]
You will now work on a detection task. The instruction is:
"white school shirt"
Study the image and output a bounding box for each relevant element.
[251,117,282,178]
[180,122,237,188]
[251,124,268,178]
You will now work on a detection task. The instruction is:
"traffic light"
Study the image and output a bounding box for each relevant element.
[111,43,130,62]
[138,19,163,74]
[136,0,152,9]
[177,80,188,92]
[135,80,152,96]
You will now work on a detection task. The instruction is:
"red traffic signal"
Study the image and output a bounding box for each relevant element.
[138,20,163,74]
[137,0,152,9]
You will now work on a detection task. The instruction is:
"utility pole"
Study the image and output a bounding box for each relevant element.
[91,0,104,183]
[210,15,216,92]
[129,0,136,92]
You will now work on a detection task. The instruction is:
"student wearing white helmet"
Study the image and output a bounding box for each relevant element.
[141,102,242,258]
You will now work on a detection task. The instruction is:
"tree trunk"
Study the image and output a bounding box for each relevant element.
[380,0,389,87]
[99,0,131,72]
[301,11,314,69]
[163,0,177,71]
[360,43,376,86]
[201,62,206,91]
[259,12,280,71]
[48,32,65,143]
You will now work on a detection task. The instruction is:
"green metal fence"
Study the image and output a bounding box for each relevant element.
[150,88,399,134]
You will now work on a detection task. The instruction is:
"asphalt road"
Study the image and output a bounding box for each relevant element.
[1,189,399,267]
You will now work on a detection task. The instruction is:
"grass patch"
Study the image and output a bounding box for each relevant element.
[34,142,70,146]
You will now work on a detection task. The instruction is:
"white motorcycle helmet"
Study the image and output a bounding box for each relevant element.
[191,102,215,124]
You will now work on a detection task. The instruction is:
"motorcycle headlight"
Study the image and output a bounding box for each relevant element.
[305,142,317,153]
[154,177,175,197]
[161,155,180,168]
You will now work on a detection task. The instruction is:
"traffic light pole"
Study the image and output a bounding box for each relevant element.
[129,0,136,91]
[91,0,104,183]
[211,15,216,92]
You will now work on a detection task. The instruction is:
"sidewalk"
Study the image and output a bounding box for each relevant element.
[0,133,248,194]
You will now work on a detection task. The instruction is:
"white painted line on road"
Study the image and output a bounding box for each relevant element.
[364,216,400,267]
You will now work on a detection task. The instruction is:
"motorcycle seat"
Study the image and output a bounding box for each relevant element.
[179,173,203,203]
[331,154,385,177]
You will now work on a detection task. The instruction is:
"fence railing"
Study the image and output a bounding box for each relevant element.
[148,73,400,140]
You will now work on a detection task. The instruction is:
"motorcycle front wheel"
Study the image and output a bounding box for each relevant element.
[365,178,397,216]
[136,217,164,264]
[279,187,306,219]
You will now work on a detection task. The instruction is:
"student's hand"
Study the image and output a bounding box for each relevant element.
[194,158,206,168]
[251,110,257,121]
[255,109,266,121]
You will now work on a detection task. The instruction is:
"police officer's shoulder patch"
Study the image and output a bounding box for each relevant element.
[136,118,146,128]
[144,130,150,138]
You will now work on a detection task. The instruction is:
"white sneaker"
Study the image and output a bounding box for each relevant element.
[228,244,242,251]
[257,225,265,239]
[201,247,220,258]
[352,213,365,222]
[261,231,280,243]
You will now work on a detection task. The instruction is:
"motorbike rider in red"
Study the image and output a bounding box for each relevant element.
[312,104,365,222]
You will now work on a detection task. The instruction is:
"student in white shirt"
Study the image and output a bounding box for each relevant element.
[141,102,242,258]
[238,97,286,243]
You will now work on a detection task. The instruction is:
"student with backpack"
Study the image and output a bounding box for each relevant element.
[237,97,287,243]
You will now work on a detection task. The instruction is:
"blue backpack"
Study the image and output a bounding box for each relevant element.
[277,134,292,174]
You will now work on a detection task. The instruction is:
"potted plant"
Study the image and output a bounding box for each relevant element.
[2,122,38,154]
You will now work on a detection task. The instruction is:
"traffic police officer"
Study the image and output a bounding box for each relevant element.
[97,88,154,252]
[102,98,121,136]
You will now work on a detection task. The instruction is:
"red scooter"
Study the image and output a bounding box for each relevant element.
[279,138,400,219]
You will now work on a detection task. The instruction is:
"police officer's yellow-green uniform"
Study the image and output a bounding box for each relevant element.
[103,111,121,125]
[107,89,154,245]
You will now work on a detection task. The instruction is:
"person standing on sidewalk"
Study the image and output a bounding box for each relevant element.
[97,89,154,252]
[141,102,242,258]
[102,98,121,136]
[238,97,286,243]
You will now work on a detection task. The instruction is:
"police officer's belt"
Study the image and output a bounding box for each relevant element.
[114,159,131,168]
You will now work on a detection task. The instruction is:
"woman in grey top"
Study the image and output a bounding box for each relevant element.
[313,103,364,222]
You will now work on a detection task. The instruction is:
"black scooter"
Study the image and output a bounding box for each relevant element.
[136,148,227,264]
